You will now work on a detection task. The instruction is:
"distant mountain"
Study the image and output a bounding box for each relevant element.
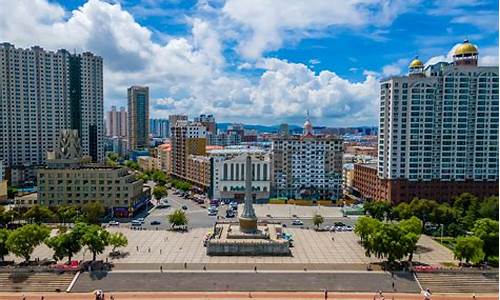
[216,123,302,133]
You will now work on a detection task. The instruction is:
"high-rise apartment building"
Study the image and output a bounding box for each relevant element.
[106,106,127,137]
[0,43,103,183]
[150,119,169,138]
[377,40,498,203]
[127,86,149,150]
[168,114,188,136]
[271,116,344,200]
[194,114,216,134]
[171,120,207,180]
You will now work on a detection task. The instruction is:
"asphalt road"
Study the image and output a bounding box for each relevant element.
[72,271,420,293]
[115,189,356,230]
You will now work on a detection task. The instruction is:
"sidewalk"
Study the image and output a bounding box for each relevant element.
[0,291,497,300]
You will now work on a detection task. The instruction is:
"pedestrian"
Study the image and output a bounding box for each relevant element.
[148,247,151,253]
[184,262,187,269]
[472,293,476,300]
[254,266,257,272]
[423,288,431,300]
[111,295,114,300]
[160,249,162,254]
[136,245,139,251]
[331,236,334,241]
[160,265,163,273]
[324,288,328,299]
[392,281,395,290]
[41,296,44,300]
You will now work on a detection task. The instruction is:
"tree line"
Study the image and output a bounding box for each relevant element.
[361,193,499,266]
[0,222,127,263]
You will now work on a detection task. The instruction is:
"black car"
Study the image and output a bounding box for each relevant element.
[181,205,188,210]
[150,220,161,225]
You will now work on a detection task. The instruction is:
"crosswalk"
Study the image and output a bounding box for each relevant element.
[416,272,499,293]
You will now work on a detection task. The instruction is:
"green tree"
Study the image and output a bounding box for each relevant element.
[454,236,485,264]
[153,185,168,200]
[370,223,406,263]
[79,224,110,261]
[392,202,412,220]
[23,205,54,224]
[472,218,499,260]
[479,196,499,220]
[56,206,78,224]
[431,203,457,226]
[45,230,82,263]
[108,232,128,253]
[408,198,438,225]
[399,217,422,262]
[81,202,105,224]
[354,216,381,242]
[363,200,391,221]
[168,209,188,229]
[312,214,324,229]
[6,224,50,262]
[0,228,10,261]
[1,210,20,225]
[124,160,140,171]
[152,170,167,185]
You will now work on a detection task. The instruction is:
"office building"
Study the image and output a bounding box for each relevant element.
[271,116,344,200]
[127,86,149,150]
[37,129,149,217]
[207,131,241,146]
[377,40,498,203]
[0,43,104,184]
[106,106,127,137]
[150,119,169,138]
[194,114,216,134]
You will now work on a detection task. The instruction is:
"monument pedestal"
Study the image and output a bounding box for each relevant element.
[206,223,291,256]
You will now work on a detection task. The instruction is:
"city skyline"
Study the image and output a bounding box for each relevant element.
[1,0,497,126]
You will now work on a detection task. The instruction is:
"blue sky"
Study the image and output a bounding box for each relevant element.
[1,0,498,126]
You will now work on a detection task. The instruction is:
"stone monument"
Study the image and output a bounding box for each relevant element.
[206,154,290,256]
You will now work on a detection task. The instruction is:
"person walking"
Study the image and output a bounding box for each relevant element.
[423,288,432,300]
[324,288,328,299]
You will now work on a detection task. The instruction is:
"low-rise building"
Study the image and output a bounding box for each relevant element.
[37,129,149,217]
[157,143,172,174]
[208,147,271,202]
[352,163,380,200]
[137,156,160,172]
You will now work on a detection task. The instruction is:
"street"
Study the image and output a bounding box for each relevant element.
[121,189,357,230]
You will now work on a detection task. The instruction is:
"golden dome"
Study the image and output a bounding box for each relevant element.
[409,57,423,68]
[454,40,478,56]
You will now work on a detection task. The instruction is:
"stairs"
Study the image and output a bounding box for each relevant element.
[416,272,499,293]
[0,272,75,292]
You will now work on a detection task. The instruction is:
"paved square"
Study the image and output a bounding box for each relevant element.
[7,227,456,267]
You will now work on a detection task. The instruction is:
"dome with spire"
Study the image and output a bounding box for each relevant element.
[454,39,478,56]
[409,57,424,68]
[303,112,314,137]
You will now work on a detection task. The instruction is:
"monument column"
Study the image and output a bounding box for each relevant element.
[239,154,258,233]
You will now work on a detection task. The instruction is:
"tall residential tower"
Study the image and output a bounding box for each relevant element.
[127,86,149,150]
[377,40,498,202]
[0,43,103,184]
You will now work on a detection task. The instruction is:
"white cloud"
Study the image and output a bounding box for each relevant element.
[382,58,409,77]
[222,0,420,59]
[0,0,381,126]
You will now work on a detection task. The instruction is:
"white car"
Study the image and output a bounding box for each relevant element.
[131,220,142,226]
[292,219,303,225]
[345,225,353,231]
[108,221,119,226]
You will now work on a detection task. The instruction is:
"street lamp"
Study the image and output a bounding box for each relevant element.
[440,224,444,244]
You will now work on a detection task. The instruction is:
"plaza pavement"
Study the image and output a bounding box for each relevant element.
[247,204,344,218]
[6,228,457,268]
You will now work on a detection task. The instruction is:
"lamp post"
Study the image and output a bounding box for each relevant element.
[440,223,444,244]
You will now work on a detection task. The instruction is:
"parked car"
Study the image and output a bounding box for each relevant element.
[182,205,188,210]
[292,219,303,225]
[108,221,120,226]
[137,217,145,223]
[345,225,353,231]
[150,220,161,225]
[226,209,235,218]
[131,220,142,226]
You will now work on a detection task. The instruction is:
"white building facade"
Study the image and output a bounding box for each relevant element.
[377,40,498,202]
[209,147,271,202]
